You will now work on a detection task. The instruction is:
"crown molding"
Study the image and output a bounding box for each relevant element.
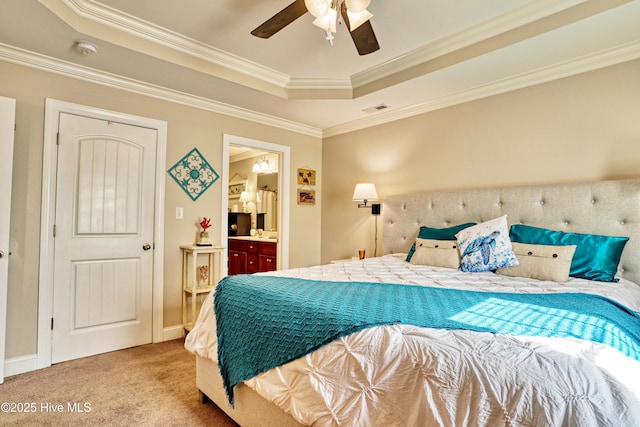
[350,0,635,97]
[287,77,353,91]
[287,77,354,99]
[351,0,588,90]
[2,36,637,140]
[39,0,291,94]
[39,0,612,100]
[323,40,640,138]
[3,37,638,140]
[0,43,322,138]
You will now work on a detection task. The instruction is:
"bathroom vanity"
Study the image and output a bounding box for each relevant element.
[228,237,277,275]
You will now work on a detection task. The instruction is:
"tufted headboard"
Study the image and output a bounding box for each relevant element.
[382,179,640,285]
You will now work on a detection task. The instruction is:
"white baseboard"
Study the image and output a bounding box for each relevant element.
[4,325,185,378]
[162,324,185,341]
[4,354,38,378]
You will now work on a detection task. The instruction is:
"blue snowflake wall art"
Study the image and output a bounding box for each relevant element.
[168,147,219,201]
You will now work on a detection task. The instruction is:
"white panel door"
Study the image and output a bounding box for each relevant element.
[52,113,157,363]
[0,96,16,383]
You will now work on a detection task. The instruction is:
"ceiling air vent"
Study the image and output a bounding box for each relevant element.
[363,104,389,113]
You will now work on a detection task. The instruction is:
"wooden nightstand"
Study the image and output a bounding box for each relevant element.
[180,245,225,331]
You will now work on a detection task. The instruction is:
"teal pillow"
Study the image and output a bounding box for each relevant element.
[406,223,476,262]
[509,224,628,282]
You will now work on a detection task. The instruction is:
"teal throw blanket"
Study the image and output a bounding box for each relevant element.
[214,275,640,405]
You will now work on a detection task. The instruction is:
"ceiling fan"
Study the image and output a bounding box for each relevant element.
[251,0,380,56]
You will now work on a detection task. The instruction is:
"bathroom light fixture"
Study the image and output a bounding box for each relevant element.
[252,160,261,173]
[253,157,274,174]
[260,158,271,174]
[251,157,278,175]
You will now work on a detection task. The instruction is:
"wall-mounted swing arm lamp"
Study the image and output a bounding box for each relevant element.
[352,183,381,215]
[353,182,381,257]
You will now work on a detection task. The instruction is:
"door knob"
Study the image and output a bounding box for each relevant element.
[142,244,151,251]
[0,250,4,258]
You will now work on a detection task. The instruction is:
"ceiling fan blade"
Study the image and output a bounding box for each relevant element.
[340,2,380,55]
[251,0,308,39]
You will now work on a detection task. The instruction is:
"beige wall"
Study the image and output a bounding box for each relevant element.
[3,56,640,363]
[1,60,322,360]
[322,59,640,263]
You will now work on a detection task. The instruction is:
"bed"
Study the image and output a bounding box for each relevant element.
[185,179,640,426]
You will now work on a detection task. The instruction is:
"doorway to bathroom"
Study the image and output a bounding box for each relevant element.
[221,134,290,274]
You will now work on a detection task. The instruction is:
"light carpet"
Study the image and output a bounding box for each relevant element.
[0,339,238,426]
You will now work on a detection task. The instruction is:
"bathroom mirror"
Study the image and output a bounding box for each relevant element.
[229,147,279,232]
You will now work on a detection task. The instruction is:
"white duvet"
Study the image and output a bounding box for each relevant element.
[185,254,640,427]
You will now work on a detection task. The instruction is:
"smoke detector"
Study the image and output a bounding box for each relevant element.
[74,40,99,56]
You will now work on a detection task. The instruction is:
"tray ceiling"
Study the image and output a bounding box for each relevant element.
[1,0,639,136]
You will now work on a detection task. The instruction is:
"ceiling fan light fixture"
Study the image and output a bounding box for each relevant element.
[345,0,371,13]
[304,0,330,18]
[252,0,379,55]
[312,7,338,33]
[346,8,372,31]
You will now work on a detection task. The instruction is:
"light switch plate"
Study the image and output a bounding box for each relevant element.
[176,207,184,220]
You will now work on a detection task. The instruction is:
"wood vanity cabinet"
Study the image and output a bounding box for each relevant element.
[257,241,277,272]
[228,239,248,275]
[246,240,258,273]
[228,239,277,275]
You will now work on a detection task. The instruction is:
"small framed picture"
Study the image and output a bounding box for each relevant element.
[228,180,246,199]
[297,189,316,205]
[297,168,316,186]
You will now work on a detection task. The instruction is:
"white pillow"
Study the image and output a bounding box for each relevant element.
[496,242,576,282]
[456,215,518,272]
[409,238,460,269]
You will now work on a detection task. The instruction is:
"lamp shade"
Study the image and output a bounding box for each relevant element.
[352,183,378,202]
[239,191,251,202]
